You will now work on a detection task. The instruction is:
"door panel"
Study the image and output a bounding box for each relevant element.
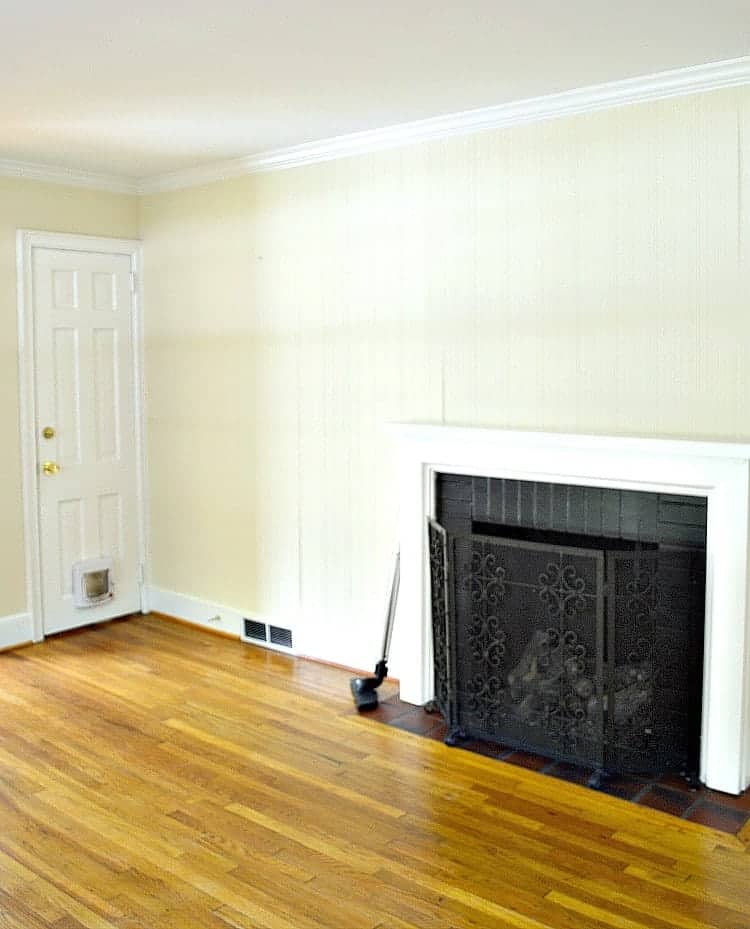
[52,327,82,465]
[33,247,141,634]
[93,327,120,461]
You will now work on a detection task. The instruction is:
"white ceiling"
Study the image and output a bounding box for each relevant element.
[2,1,749,182]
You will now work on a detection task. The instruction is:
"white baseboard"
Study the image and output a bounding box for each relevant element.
[146,586,296,654]
[147,586,244,637]
[0,612,33,651]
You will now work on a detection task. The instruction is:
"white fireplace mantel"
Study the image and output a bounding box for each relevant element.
[390,424,750,795]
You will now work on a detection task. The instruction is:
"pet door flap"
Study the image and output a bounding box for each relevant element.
[72,557,114,608]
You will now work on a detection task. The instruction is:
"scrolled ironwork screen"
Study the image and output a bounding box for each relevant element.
[429,521,703,775]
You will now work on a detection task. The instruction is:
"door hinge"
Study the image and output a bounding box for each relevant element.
[130,271,137,295]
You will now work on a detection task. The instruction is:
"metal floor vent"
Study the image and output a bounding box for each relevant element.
[243,619,267,642]
[269,625,293,649]
[242,619,294,652]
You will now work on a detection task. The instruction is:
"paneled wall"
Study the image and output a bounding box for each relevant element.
[139,86,750,674]
[0,180,138,620]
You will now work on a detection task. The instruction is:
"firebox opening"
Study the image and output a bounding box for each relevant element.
[430,475,707,782]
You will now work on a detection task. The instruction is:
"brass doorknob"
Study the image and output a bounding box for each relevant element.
[42,426,55,439]
[42,461,60,475]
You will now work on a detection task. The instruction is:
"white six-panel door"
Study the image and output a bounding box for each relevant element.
[31,246,142,634]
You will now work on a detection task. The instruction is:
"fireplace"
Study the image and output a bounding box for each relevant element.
[391,424,750,794]
[427,476,706,780]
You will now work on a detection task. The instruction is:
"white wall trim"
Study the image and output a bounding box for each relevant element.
[2,57,748,197]
[0,613,33,651]
[148,586,297,654]
[16,230,149,641]
[140,55,750,194]
[0,158,139,195]
[391,424,750,795]
[16,235,43,642]
[131,245,151,615]
[149,586,243,637]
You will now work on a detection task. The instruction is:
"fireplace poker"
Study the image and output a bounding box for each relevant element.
[350,550,400,711]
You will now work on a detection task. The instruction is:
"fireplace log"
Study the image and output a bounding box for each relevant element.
[612,661,653,728]
[507,632,653,733]
[507,630,595,724]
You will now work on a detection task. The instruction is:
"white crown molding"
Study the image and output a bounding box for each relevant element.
[2,56,749,197]
[139,55,750,195]
[0,157,139,195]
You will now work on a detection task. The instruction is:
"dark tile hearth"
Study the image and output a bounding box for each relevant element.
[502,750,550,771]
[638,785,696,817]
[389,709,445,737]
[455,737,510,759]
[546,761,598,786]
[369,695,750,836]
[685,802,749,833]
[595,774,651,802]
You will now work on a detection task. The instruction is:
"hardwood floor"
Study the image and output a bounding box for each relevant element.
[0,614,748,929]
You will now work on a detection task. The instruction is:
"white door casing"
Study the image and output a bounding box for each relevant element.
[17,232,148,638]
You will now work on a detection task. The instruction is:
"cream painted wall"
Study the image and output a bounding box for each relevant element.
[140,87,750,674]
[0,179,138,619]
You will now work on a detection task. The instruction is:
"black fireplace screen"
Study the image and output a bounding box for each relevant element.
[428,520,705,776]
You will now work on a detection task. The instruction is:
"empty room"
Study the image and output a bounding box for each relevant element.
[1,2,749,927]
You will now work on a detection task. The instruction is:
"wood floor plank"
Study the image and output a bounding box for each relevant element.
[0,613,747,928]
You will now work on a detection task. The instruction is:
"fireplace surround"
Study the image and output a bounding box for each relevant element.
[391,424,750,794]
